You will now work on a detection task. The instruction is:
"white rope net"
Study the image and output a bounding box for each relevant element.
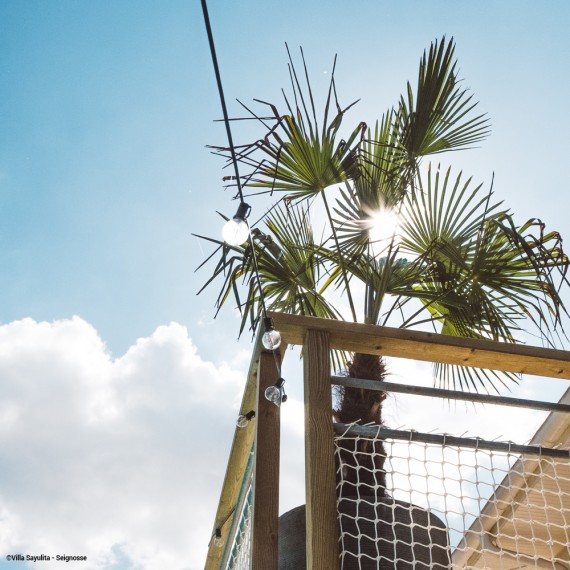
[334,426,570,569]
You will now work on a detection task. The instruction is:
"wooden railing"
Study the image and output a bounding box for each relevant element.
[204,312,570,570]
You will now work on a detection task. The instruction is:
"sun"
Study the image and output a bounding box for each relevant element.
[366,207,400,254]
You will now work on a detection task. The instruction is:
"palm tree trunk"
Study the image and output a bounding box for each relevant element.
[335,352,388,500]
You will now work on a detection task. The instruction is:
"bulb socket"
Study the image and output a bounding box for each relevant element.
[234,202,251,222]
[213,528,223,547]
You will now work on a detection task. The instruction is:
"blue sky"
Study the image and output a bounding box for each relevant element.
[2,1,570,358]
[1,1,570,569]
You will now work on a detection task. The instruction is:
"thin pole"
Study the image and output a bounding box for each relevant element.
[331,376,570,414]
[334,423,570,459]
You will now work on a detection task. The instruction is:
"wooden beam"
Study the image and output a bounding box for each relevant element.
[204,336,287,570]
[203,340,261,570]
[251,351,281,570]
[304,329,340,570]
[270,312,570,380]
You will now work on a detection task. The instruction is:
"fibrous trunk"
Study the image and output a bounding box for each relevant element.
[334,352,388,499]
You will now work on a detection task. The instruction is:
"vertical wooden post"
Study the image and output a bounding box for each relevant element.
[251,350,281,570]
[304,329,340,569]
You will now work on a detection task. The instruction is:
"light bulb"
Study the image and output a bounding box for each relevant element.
[262,329,281,350]
[236,410,255,427]
[264,385,281,407]
[236,414,249,428]
[222,217,250,246]
[222,202,251,246]
[213,533,223,548]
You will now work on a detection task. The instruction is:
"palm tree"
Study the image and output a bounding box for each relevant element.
[197,37,568,500]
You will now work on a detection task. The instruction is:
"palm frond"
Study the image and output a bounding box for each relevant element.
[220,50,363,202]
[399,163,505,255]
[332,116,409,257]
[195,204,341,337]
[433,362,518,393]
[247,108,361,200]
[395,37,490,161]
[199,39,570,398]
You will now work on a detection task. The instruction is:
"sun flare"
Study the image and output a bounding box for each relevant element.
[367,207,400,253]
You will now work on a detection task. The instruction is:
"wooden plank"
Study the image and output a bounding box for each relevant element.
[251,351,281,570]
[269,311,570,380]
[304,329,340,570]
[203,337,261,570]
[204,335,287,570]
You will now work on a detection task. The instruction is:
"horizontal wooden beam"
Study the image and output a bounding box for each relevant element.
[268,312,570,380]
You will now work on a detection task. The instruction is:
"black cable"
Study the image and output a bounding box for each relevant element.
[201,0,244,203]
[201,0,274,334]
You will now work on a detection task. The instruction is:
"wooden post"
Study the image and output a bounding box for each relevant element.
[304,329,340,569]
[251,350,281,570]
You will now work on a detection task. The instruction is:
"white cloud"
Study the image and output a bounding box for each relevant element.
[1,318,562,568]
[0,317,246,570]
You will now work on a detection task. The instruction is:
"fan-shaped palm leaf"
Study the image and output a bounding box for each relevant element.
[392,165,569,389]
[247,107,362,200]
[395,37,490,162]
[226,49,364,201]
[195,203,340,337]
[399,164,504,255]
[332,116,409,257]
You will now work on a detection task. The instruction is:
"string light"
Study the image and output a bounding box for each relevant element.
[213,528,223,548]
[264,385,281,406]
[222,202,251,246]
[202,0,282,372]
[264,377,287,407]
[236,410,256,428]
[262,317,282,350]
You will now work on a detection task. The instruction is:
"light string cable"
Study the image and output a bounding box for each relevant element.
[201,0,284,398]
[201,0,244,203]
[200,0,272,327]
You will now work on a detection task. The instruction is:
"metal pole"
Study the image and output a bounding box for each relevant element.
[332,376,570,414]
[333,423,570,458]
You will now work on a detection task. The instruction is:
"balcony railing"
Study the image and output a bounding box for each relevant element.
[204,312,570,570]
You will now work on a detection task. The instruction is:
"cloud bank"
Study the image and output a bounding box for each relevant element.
[0,317,247,570]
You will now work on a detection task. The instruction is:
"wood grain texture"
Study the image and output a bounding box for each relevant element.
[303,329,340,570]
[206,312,570,568]
[252,351,281,570]
[203,344,260,570]
[204,334,286,570]
[270,311,570,380]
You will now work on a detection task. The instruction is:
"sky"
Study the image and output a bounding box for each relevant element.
[1,1,570,569]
